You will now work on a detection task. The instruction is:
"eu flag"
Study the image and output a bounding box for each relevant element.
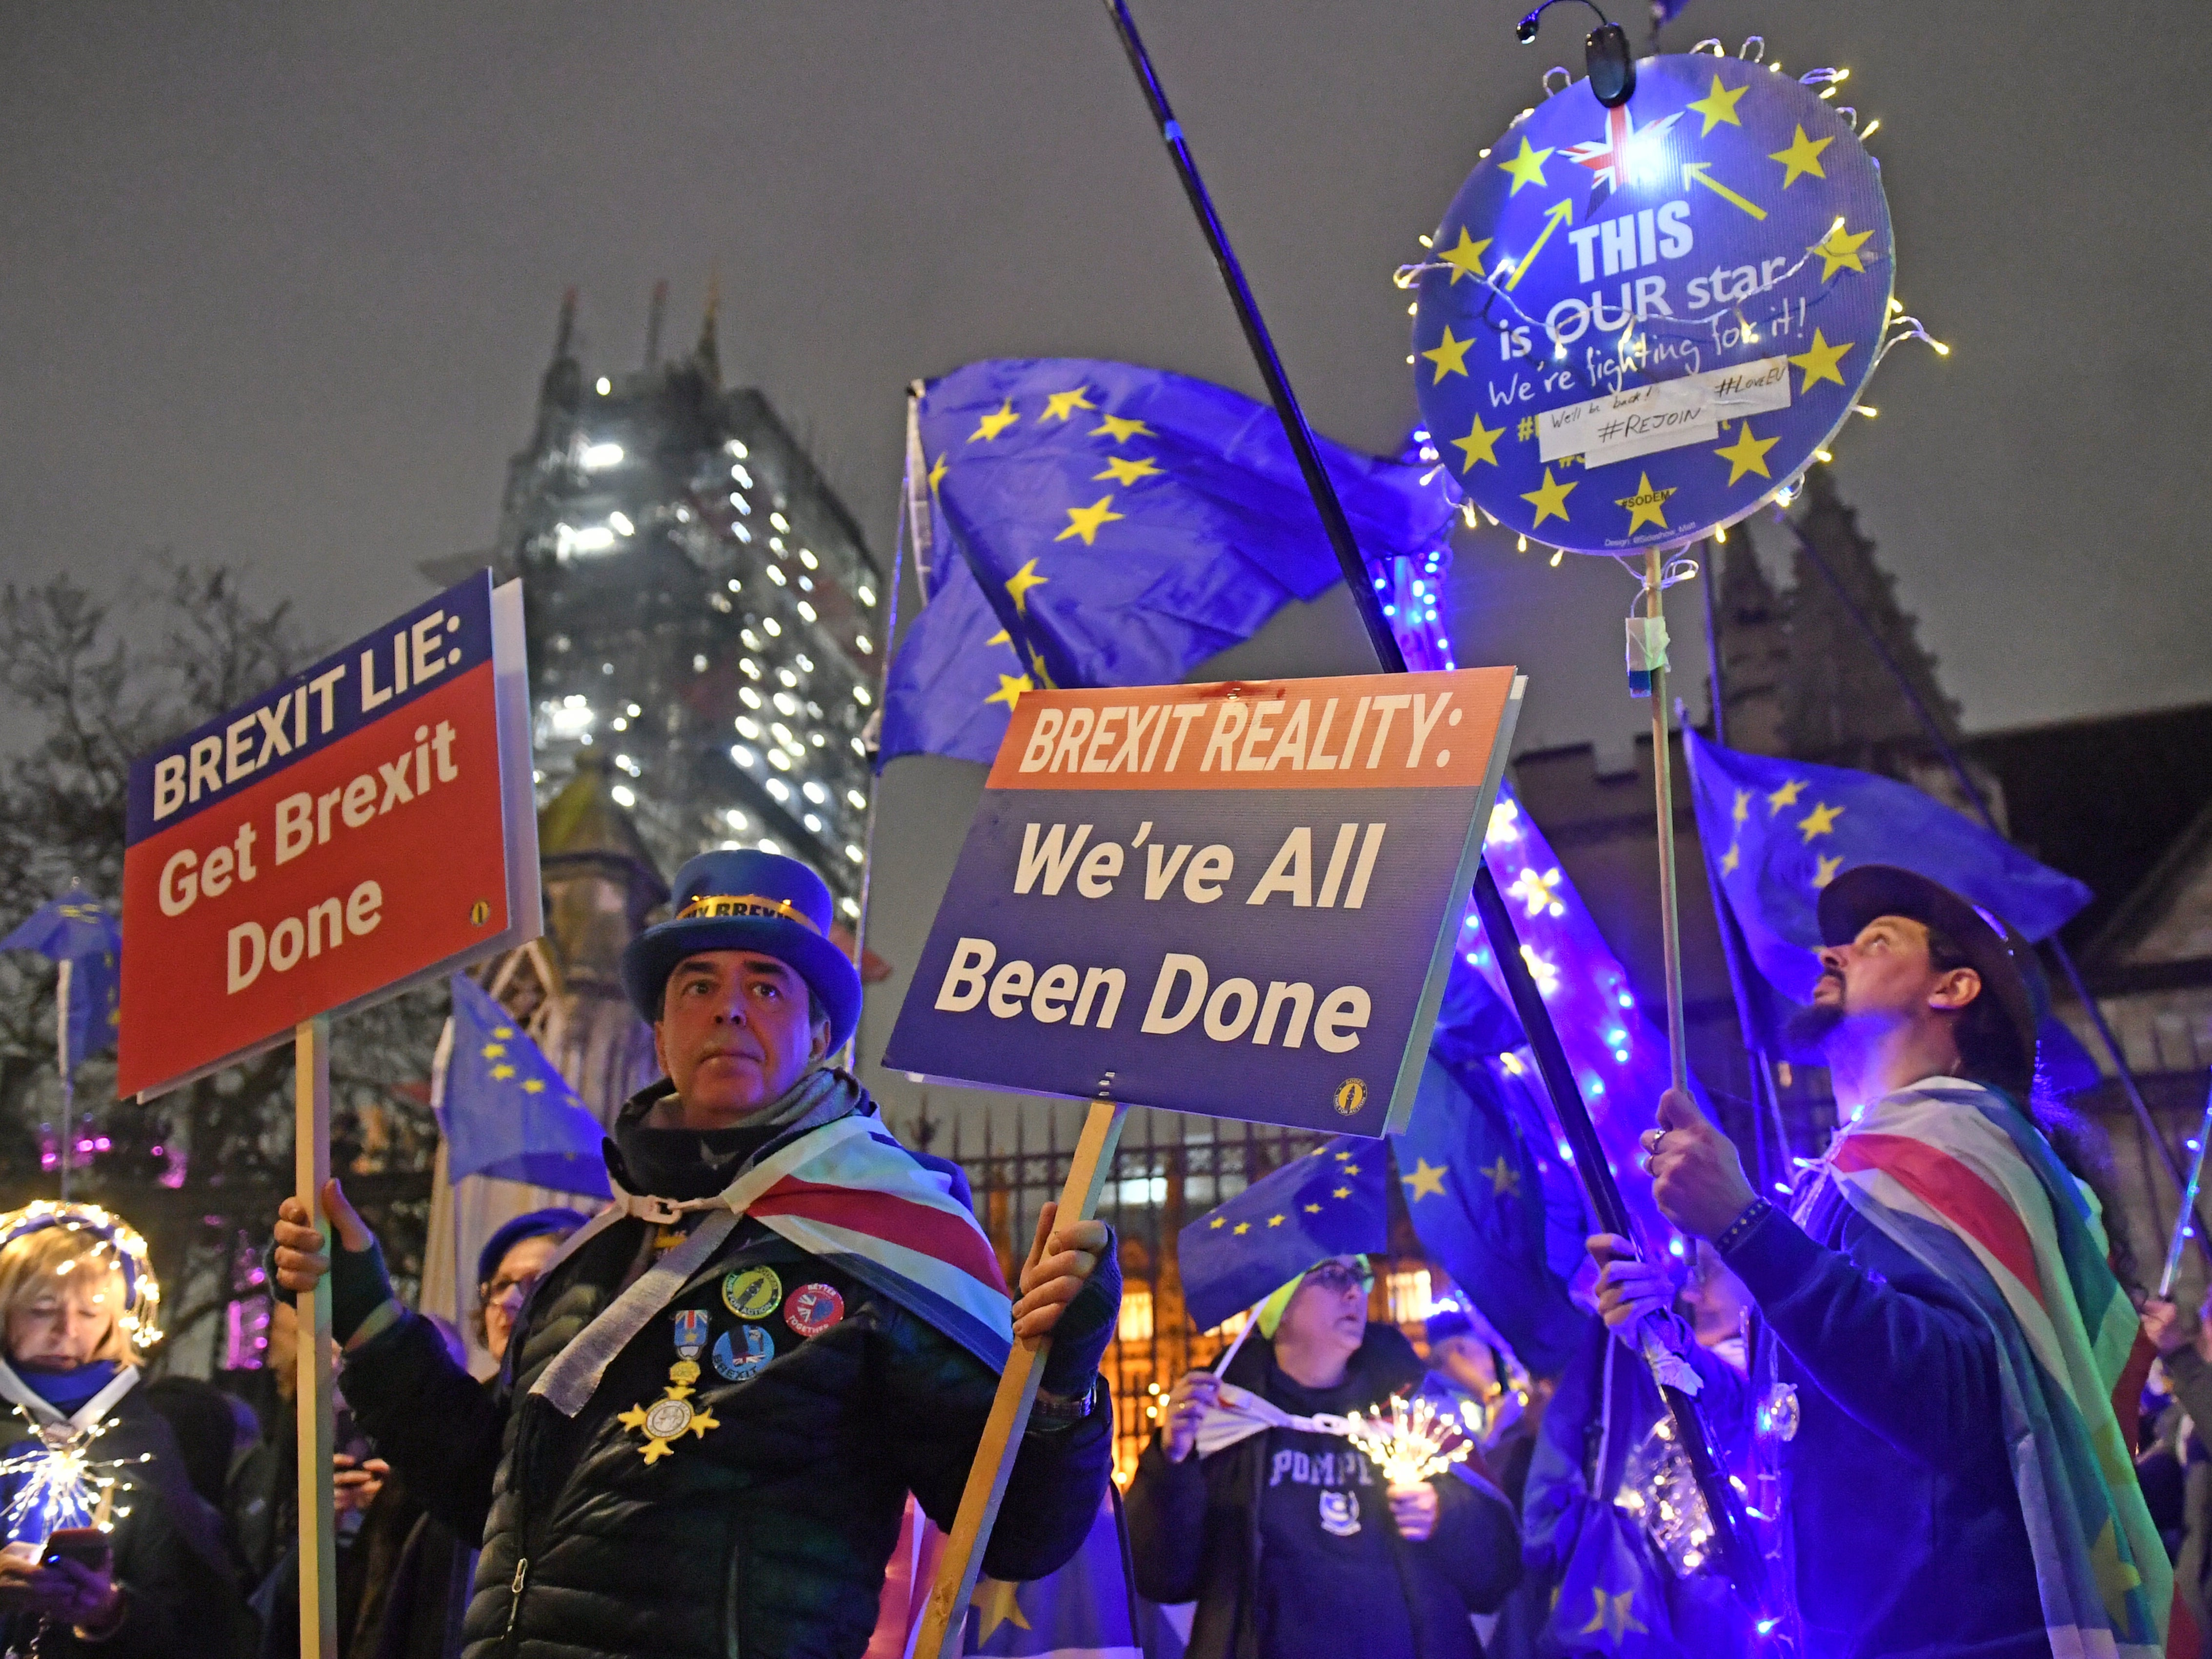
[877,555,1032,768]
[1394,1032,1589,1373]
[1683,730,2093,1003]
[0,886,121,1077]
[439,973,611,1199]
[916,358,1455,697]
[963,1489,1140,1659]
[1177,1139,1389,1334]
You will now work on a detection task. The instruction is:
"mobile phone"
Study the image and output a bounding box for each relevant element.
[40,1528,112,1573]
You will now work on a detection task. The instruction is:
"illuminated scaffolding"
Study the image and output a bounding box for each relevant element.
[495,287,885,913]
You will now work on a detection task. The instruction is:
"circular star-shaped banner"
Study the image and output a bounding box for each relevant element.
[1412,53,1892,553]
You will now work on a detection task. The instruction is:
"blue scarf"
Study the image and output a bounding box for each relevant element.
[12,1359,121,1412]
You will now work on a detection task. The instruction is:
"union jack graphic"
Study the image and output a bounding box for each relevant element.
[1564,104,1684,206]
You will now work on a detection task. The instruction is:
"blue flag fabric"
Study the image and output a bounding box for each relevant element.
[1177,1139,1390,1334]
[1682,730,2093,1003]
[0,887,121,1077]
[916,358,1456,697]
[963,1488,1140,1659]
[1394,1048,1590,1377]
[439,974,611,1199]
[878,555,1031,768]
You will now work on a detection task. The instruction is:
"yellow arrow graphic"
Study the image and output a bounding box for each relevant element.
[1505,199,1575,292]
[1682,161,1767,221]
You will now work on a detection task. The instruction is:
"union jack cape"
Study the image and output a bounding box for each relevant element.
[533,1094,1012,1417]
[1795,1079,2171,1658]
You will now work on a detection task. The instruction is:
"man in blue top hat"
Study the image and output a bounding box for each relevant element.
[273,848,1121,1659]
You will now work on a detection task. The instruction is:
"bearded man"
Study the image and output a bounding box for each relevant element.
[1593,866,2169,1656]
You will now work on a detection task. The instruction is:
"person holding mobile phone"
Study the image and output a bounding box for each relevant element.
[0,1201,238,1656]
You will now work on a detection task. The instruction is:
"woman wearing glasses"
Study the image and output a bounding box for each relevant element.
[1127,1255,1520,1659]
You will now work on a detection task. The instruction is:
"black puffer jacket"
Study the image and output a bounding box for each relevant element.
[1125,1325,1519,1659]
[342,1089,1110,1659]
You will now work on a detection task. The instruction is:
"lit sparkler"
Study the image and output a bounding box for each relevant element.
[1344,1394,1474,1486]
[0,1417,148,1546]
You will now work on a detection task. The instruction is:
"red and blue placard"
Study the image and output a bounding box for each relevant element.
[883,669,1522,1137]
[1414,53,1891,551]
[119,572,540,1099]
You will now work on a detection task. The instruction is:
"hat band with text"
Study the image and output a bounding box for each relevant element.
[674,893,823,936]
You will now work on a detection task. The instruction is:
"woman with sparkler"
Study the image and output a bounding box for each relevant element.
[0,1202,236,1656]
[1126,1255,1520,1659]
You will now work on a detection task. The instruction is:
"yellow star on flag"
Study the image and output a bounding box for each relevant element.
[1522,466,1576,527]
[1304,1203,1322,1214]
[1615,472,1676,534]
[1233,1221,1251,1236]
[1026,645,1056,689]
[1267,1214,1287,1227]
[1813,222,1875,281]
[972,1579,1032,1640]
[1687,73,1748,135]
[1789,329,1854,392]
[1577,1587,1649,1640]
[2088,1519,2143,1628]
[1091,413,1151,443]
[1769,124,1833,187]
[969,400,1019,441]
[522,1079,546,1094]
[1480,1156,1521,1197]
[1333,1187,1351,1199]
[1767,779,1806,814]
[1005,560,1049,614]
[1057,496,1124,545]
[1498,137,1554,195]
[985,628,1010,646]
[1714,421,1779,485]
[985,673,1032,710]
[1438,226,1493,284]
[1341,1163,1361,1176]
[490,1064,516,1080]
[1422,326,1475,382]
[1451,414,1506,472]
[1732,788,1752,826]
[927,453,947,491]
[1209,1217,1226,1229]
[1094,454,1161,486]
[1720,841,1741,876]
[481,1042,506,1058]
[1797,801,1845,842]
[1813,853,1844,888]
[1040,387,1094,422]
[1402,1159,1448,1200]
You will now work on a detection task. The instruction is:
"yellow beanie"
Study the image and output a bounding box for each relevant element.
[1256,1271,1307,1339]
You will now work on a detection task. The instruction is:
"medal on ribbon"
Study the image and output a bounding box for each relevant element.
[618,1309,724,1465]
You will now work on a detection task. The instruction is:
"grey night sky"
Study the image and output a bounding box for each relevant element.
[4,0,2207,759]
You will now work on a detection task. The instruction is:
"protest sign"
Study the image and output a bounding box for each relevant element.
[1412,53,1892,552]
[119,571,540,1099]
[118,570,539,1659]
[884,666,1522,1137]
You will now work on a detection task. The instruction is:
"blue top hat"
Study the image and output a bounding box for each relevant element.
[620,849,863,1050]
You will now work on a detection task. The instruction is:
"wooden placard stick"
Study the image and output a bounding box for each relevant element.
[294,1016,338,1659]
[913,1097,1129,1659]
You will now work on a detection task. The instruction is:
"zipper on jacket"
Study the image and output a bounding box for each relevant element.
[504,1557,528,1637]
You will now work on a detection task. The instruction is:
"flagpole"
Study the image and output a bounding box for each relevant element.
[55,958,73,1202]
[1097,0,1770,1614]
[841,395,918,1071]
[1644,548,1690,1095]
[1678,700,1781,1194]
[1782,512,2206,1258]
